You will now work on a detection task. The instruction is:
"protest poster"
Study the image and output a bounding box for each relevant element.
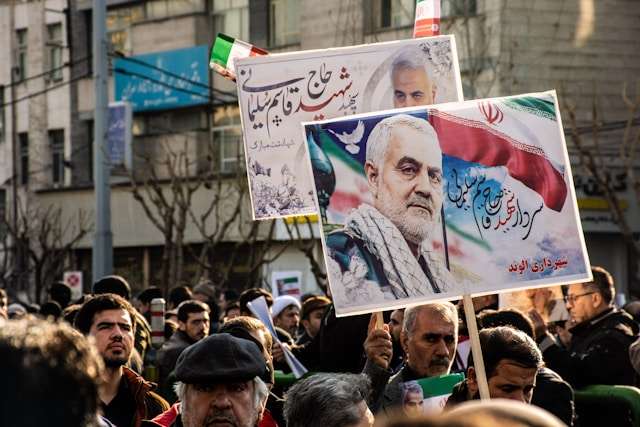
[271,270,302,299]
[302,90,591,316]
[401,374,464,416]
[234,36,464,220]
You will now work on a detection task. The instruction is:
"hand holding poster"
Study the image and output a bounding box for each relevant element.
[303,91,591,316]
[234,36,464,220]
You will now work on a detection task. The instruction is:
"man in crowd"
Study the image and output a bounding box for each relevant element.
[478,309,575,426]
[94,275,153,366]
[145,333,271,427]
[75,293,169,426]
[157,300,211,401]
[533,266,639,387]
[272,295,301,338]
[391,46,436,108]
[364,302,458,414]
[388,308,406,371]
[0,318,110,427]
[284,373,374,427]
[297,295,331,345]
[326,114,457,306]
[446,326,543,405]
[49,281,73,309]
[136,286,163,323]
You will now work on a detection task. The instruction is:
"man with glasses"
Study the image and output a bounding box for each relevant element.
[533,266,639,388]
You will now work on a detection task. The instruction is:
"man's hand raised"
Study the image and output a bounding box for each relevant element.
[364,313,393,370]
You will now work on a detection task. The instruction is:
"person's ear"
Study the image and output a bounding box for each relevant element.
[467,367,478,397]
[591,291,603,308]
[364,161,379,198]
[178,321,186,331]
[401,329,410,357]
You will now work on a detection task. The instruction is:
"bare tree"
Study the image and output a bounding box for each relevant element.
[564,82,640,290]
[0,196,92,302]
[130,137,199,295]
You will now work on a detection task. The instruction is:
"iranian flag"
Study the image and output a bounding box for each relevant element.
[210,33,268,81]
[428,93,568,212]
[414,0,441,38]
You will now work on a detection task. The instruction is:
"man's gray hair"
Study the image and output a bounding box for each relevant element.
[402,380,424,398]
[366,114,440,171]
[391,46,434,81]
[403,302,459,337]
[174,376,269,411]
[284,373,370,427]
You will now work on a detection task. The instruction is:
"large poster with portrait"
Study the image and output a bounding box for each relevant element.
[302,91,591,316]
[235,36,463,220]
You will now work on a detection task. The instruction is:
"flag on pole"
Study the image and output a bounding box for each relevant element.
[210,33,268,81]
[428,95,568,212]
[413,0,441,38]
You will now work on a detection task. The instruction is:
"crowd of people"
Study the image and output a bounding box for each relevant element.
[1,265,639,427]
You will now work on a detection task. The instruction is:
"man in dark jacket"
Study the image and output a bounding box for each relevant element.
[534,266,640,388]
[76,293,169,427]
[157,300,210,401]
[446,327,543,407]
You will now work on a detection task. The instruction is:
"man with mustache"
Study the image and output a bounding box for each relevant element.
[326,114,456,306]
[75,293,169,427]
[144,333,271,427]
[363,302,458,415]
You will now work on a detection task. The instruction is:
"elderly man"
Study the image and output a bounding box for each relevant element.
[391,47,437,108]
[327,114,456,305]
[447,327,543,406]
[144,334,271,427]
[364,302,458,415]
[284,373,374,427]
[75,293,169,427]
[533,266,639,388]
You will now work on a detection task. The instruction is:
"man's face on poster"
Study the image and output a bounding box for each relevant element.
[392,67,435,108]
[368,125,443,246]
[403,390,424,417]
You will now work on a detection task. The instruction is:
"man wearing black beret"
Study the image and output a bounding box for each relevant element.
[143,333,271,427]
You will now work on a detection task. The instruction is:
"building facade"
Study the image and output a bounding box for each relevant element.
[1,0,638,301]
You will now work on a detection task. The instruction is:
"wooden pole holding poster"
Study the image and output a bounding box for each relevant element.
[462,294,490,400]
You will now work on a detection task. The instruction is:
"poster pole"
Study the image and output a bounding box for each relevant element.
[462,294,490,400]
[375,311,385,330]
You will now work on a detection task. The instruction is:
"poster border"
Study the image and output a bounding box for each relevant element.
[234,35,464,221]
[301,90,593,317]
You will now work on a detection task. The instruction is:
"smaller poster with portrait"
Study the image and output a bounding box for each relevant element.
[401,374,465,416]
[271,271,303,299]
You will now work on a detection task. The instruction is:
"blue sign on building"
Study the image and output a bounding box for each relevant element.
[114,45,210,112]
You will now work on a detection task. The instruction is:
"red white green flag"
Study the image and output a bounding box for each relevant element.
[414,0,441,38]
[210,33,268,81]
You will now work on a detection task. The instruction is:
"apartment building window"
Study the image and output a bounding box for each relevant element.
[268,0,300,47]
[15,29,28,81]
[364,0,414,33]
[442,0,477,17]
[19,133,29,186]
[145,0,205,20]
[50,130,65,185]
[47,23,64,81]
[106,5,144,54]
[212,0,249,41]
[213,105,243,174]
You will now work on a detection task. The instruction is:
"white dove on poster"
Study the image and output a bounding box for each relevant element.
[328,121,364,155]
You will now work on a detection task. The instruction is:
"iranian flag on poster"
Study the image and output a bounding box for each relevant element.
[414,0,441,38]
[210,33,268,81]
